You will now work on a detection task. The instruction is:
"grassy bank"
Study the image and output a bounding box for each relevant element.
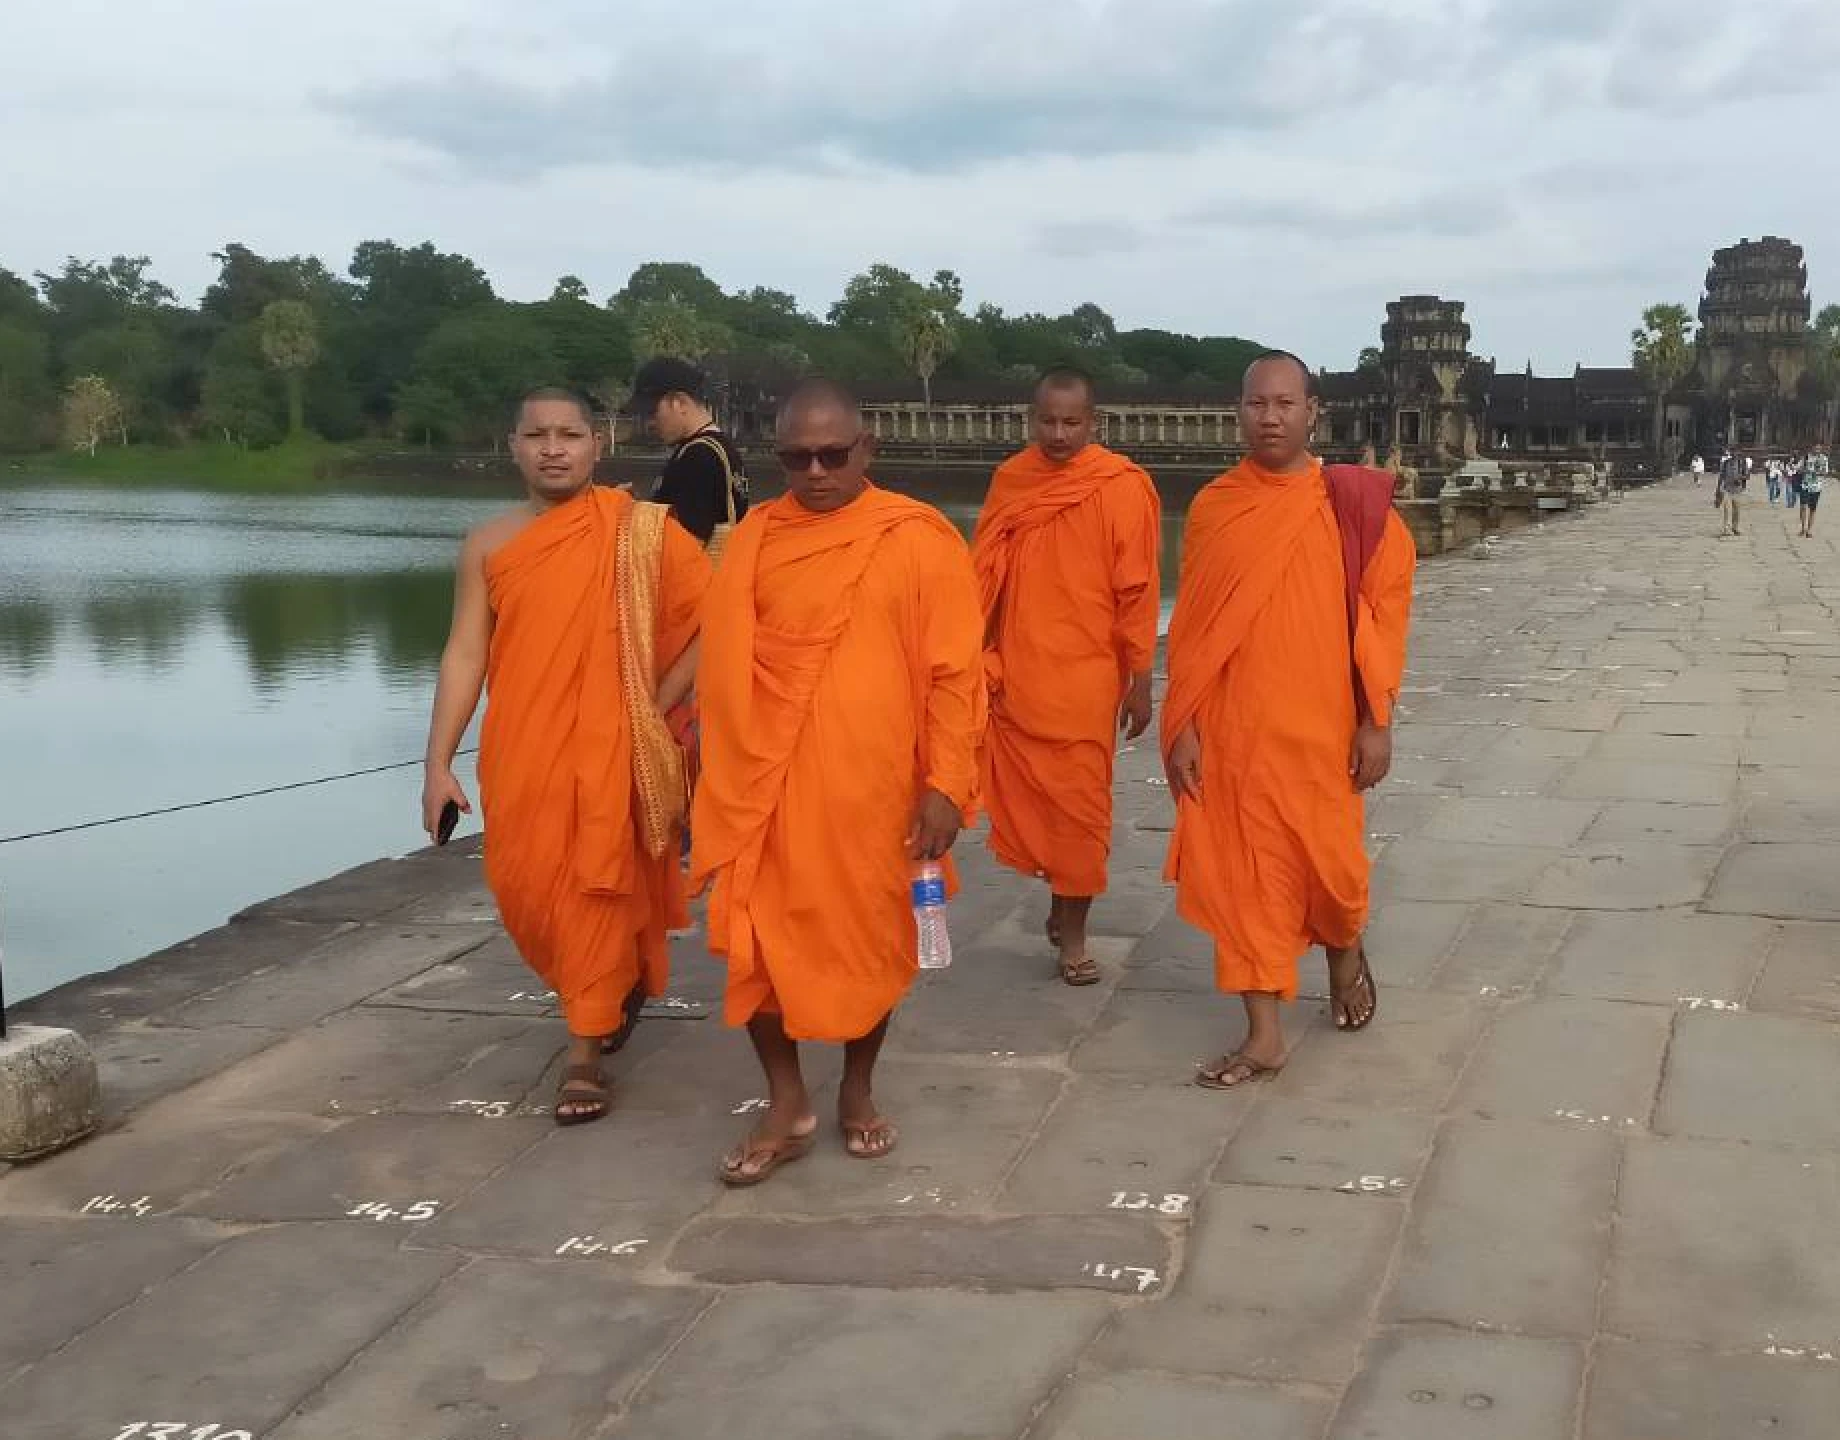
[3,437,364,492]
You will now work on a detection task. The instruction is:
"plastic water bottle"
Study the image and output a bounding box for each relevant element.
[912,861,953,970]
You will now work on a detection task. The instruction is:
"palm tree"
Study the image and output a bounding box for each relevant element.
[258,299,320,439]
[895,307,956,460]
[1631,303,1694,470]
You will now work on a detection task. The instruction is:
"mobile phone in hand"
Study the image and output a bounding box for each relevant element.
[436,800,461,845]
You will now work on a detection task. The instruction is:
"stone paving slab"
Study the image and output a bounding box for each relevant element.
[1382,1117,1617,1336]
[1450,995,1669,1125]
[270,1261,707,1440]
[1327,1329,1584,1440]
[1031,1371,1332,1440]
[1655,1009,1840,1149]
[6,478,1840,1438]
[668,1212,1171,1293]
[1607,1138,1840,1349]
[611,1287,1109,1440]
[1,1224,457,1440]
[1583,1340,1840,1440]
[0,1217,221,1383]
[1094,1184,1403,1384]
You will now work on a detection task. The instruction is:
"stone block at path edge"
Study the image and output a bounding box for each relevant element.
[1585,1340,1840,1440]
[0,1025,100,1160]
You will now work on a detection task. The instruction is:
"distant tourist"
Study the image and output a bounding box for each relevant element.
[1800,449,1829,537]
[970,368,1162,988]
[1716,450,1747,536]
[1163,352,1415,1087]
[691,380,985,1184]
[1690,453,1705,485]
[629,357,750,552]
[1784,453,1803,509]
[1766,457,1783,505]
[421,387,712,1126]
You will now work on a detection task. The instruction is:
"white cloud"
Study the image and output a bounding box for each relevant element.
[0,0,1834,372]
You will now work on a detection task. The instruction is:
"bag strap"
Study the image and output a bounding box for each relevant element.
[682,432,740,526]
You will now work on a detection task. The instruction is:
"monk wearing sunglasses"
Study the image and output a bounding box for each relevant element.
[691,379,986,1184]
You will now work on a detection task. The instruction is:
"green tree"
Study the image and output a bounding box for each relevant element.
[1809,305,1840,445]
[203,243,350,324]
[612,262,726,315]
[0,322,53,450]
[346,240,494,422]
[199,326,281,447]
[1357,346,1384,372]
[393,378,466,448]
[62,374,123,455]
[258,299,321,438]
[1631,303,1695,465]
[1066,302,1117,351]
[550,274,591,304]
[411,305,560,445]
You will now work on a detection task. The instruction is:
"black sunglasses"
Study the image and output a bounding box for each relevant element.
[776,437,862,473]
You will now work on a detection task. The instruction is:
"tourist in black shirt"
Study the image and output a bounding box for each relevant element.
[629,357,749,546]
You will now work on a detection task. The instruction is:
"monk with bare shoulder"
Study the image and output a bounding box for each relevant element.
[422,388,711,1126]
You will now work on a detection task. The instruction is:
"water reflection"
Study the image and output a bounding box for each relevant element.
[224,569,454,687]
[0,598,56,679]
[81,591,201,671]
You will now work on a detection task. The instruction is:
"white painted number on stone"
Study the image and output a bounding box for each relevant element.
[508,989,558,1003]
[555,1235,648,1258]
[1336,1176,1409,1194]
[110,1426,252,1440]
[1081,1262,1163,1294]
[1108,1191,1192,1217]
[730,1097,770,1115]
[1552,1111,1641,1128]
[346,1200,442,1223]
[1678,997,1741,1012]
[81,1195,154,1218]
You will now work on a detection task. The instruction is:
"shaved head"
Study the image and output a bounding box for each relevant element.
[1241,350,1318,399]
[511,385,596,430]
[776,377,864,437]
[1034,366,1096,407]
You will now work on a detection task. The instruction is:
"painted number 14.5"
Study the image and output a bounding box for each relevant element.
[110,1425,252,1440]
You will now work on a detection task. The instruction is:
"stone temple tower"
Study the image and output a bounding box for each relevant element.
[1379,296,1475,462]
[1691,236,1814,448]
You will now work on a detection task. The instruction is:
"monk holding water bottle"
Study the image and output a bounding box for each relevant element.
[691,379,986,1185]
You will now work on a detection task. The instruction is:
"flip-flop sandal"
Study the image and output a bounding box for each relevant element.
[1195,1053,1283,1089]
[720,1130,815,1187]
[840,1118,899,1160]
[601,982,648,1055]
[1059,953,1103,987]
[1331,946,1379,1033]
[554,1062,610,1127]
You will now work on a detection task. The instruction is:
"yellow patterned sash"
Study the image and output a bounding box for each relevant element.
[617,501,687,857]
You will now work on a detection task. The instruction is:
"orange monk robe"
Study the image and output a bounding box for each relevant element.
[1161,458,1414,997]
[691,485,986,1043]
[971,443,1161,896]
[480,486,711,1037]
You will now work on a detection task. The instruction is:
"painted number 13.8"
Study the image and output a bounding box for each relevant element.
[110,1425,252,1440]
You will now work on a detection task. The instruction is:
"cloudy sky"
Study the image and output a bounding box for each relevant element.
[4,0,1835,371]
